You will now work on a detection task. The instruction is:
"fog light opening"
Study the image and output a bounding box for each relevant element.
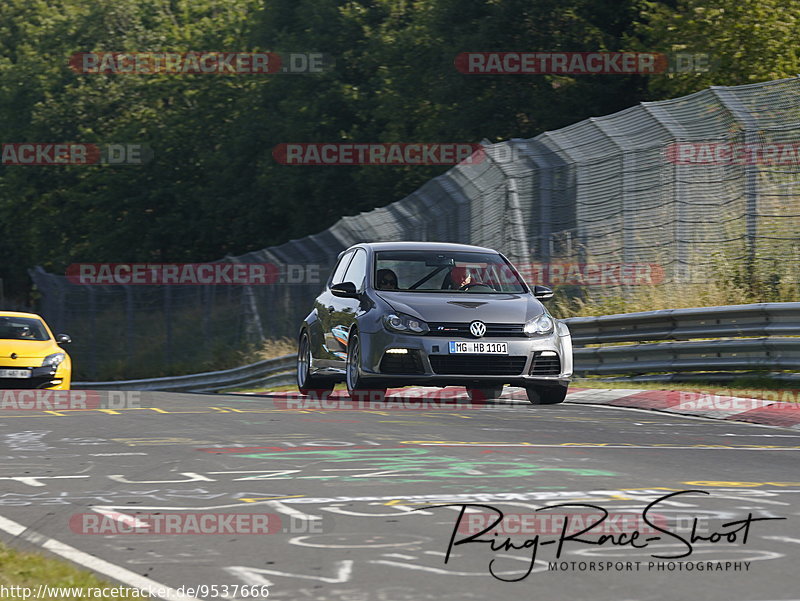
[385,348,409,354]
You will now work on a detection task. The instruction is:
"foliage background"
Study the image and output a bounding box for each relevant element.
[1,0,799,301]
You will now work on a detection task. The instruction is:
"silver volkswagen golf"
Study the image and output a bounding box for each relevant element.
[296,242,573,404]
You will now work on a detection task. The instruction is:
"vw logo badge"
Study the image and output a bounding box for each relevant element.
[469,321,486,338]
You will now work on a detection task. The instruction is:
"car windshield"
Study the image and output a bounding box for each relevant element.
[374,250,527,293]
[0,316,50,341]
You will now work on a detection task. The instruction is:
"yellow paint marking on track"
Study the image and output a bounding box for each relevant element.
[0,414,61,419]
[420,413,473,419]
[399,440,800,450]
[42,410,67,416]
[97,409,121,415]
[683,481,800,487]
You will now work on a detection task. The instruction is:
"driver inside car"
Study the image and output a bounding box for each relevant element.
[443,265,472,290]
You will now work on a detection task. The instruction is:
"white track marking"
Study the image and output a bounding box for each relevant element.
[0,514,202,600]
[226,561,353,586]
[0,475,89,487]
[261,499,320,520]
[564,389,647,403]
[763,535,800,545]
[91,508,151,528]
[565,402,800,430]
[108,472,214,484]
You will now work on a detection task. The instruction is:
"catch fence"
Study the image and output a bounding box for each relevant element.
[31,77,800,379]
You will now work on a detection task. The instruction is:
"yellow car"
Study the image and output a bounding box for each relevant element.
[0,311,72,390]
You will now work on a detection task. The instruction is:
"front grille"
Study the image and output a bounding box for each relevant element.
[429,355,527,375]
[379,350,425,374]
[0,378,58,389]
[427,322,526,337]
[529,352,561,376]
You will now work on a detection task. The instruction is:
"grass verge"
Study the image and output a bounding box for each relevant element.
[0,541,135,600]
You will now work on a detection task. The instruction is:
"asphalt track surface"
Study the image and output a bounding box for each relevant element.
[1,389,800,601]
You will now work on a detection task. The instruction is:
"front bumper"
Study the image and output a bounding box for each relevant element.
[358,327,572,388]
[0,365,68,390]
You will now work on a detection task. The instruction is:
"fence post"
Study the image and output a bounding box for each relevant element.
[164,285,173,368]
[88,287,98,379]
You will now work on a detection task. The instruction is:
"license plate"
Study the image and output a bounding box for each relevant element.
[0,369,31,378]
[448,341,508,354]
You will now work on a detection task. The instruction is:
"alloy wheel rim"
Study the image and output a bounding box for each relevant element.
[297,336,309,387]
[347,338,359,390]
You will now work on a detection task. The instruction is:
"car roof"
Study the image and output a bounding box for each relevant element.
[352,241,500,254]
[0,311,45,320]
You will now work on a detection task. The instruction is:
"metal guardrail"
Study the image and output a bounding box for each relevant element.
[73,302,800,391]
[73,355,295,393]
[564,302,800,344]
[564,302,800,377]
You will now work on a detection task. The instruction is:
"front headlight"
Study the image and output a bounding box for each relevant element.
[42,352,66,368]
[383,313,429,334]
[524,314,554,336]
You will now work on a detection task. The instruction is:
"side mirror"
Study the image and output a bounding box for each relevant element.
[330,282,359,298]
[56,333,72,344]
[532,285,554,301]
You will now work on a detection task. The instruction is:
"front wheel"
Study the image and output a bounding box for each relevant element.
[466,385,504,401]
[525,385,568,405]
[297,331,334,397]
[346,334,386,401]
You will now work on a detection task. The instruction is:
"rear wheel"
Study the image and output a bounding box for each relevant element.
[297,331,334,397]
[525,385,568,405]
[466,385,504,401]
[346,334,386,401]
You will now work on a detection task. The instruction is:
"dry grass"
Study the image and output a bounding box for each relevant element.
[254,336,297,359]
[549,252,800,319]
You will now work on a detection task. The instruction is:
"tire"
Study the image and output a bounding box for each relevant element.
[346,334,386,401]
[297,331,334,397]
[466,385,504,401]
[525,385,568,405]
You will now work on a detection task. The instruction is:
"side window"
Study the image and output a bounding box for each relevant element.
[342,249,367,291]
[330,251,354,286]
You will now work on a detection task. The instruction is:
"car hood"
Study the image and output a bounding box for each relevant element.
[375,291,544,323]
[0,339,60,360]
